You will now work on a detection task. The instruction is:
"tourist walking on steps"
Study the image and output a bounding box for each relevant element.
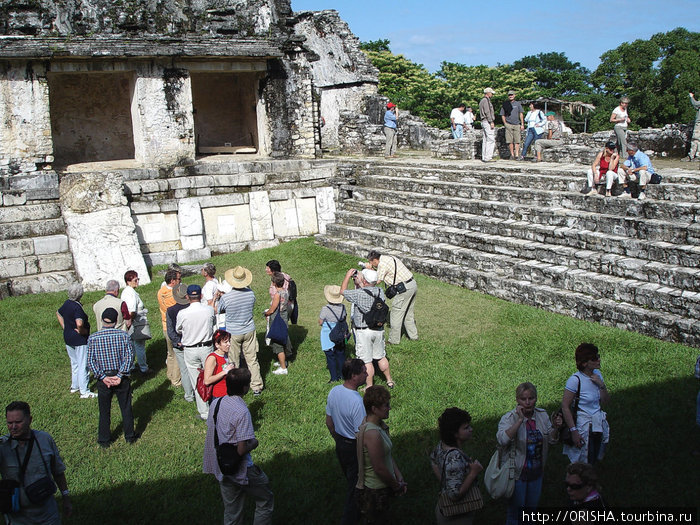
[57,283,97,399]
[521,102,546,159]
[479,87,496,162]
[684,92,700,162]
[500,90,524,160]
[451,103,467,139]
[366,250,418,345]
[585,141,625,198]
[610,96,631,155]
[384,102,399,158]
[533,112,563,162]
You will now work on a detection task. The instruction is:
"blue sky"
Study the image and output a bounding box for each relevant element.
[291,0,699,73]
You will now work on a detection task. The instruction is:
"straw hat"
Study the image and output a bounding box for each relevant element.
[324,285,343,304]
[173,283,189,305]
[224,266,252,288]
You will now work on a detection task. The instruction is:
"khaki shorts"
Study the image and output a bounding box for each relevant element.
[505,122,521,143]
[354,328,386,363]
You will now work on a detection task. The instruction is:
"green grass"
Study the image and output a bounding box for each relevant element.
[1,237,698,524]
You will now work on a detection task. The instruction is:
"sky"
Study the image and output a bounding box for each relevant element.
[291,0,699,73]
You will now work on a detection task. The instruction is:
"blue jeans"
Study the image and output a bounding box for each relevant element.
[522,128,541,158]
[325,344,346,381]
[506,476,543,525]
[131,338,149,372]
[452,124,464,139]
[66,344,90,394]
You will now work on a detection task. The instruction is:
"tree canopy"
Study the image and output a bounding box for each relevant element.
[361,28,699,132]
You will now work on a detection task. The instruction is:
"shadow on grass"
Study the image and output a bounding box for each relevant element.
[59,375,699,525]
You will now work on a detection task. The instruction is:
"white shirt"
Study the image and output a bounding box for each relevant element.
[121,286,144,315]
[450,108,466,126]
[612,106,628,128]
[202,279,218,304]
[176,302,216,346]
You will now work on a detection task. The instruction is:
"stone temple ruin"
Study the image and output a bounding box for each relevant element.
[2,1,700,348]
[0,0,383,293]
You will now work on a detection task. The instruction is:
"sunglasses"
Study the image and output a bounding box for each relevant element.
[564,482,585,490]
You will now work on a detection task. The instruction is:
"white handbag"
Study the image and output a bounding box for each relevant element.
[483,445,516,499]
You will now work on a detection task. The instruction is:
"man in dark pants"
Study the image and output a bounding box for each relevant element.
[87,307,139,447]
[325,358,368,525]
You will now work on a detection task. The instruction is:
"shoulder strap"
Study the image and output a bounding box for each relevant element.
[391,257,398,286]
[440,448,464,490]
[213,397,224,449]
[355,421,368,489]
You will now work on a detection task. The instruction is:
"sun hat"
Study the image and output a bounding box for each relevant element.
[224,266,253,288]
[362,269,378,284]
[324,285,344,304]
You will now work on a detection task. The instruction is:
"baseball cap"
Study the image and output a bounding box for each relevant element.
[102,307,118,324]
[187,284,202,297]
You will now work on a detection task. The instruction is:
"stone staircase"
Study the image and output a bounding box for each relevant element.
[316,159,700,347]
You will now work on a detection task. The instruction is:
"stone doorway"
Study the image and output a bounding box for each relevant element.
[47,71,136,165]
[190,72,259,155]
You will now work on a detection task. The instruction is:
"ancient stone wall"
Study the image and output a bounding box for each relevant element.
[0,0,292,37]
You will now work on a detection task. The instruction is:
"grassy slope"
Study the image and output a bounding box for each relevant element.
[0,237,697,524]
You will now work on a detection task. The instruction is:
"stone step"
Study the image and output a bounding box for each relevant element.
[324,223,700,319]
[315,235,698,347]
[353,164,700,201]
[343,185,696,245]
[0,217,66,241]
[356,174,699,223]
[0,270,77,298]
[333,209,700,290]
[0,203,62,224]
[340,199,700,269]
[0,253,73,279]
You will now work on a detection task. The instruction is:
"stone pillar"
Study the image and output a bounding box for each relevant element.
[131,64,195,168]
[59,172,150,290]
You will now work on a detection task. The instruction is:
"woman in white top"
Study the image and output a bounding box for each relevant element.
[610,97,631,155]
[521,102,547,159]
[561,343,610,465]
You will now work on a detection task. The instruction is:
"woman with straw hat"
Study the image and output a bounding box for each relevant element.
[319,285,349,383]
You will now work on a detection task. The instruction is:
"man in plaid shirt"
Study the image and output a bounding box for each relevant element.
[88,307,139,447]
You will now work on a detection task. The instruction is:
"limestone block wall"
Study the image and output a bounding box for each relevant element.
[125,159,337,266]
[0,169,76,298]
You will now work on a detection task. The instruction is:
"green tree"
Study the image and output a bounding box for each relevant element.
[510,52,592,97]
[591,27,700,130]
[359,39,391,52]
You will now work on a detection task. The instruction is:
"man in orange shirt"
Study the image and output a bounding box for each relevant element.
[157,269,182,386]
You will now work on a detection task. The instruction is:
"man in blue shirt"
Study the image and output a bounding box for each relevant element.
[383,102,398,158]
[622,142,656,200]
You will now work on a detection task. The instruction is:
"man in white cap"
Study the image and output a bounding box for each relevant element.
[340,268,395,389]
[218,266,264,396]
[479,87,497,162]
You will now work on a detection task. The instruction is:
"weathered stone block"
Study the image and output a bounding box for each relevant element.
[8,271,77,295]
[38,253,74,273]
[181,234,204,250]
[133,212,180,244]
[270,200,300,237]
[63,207,150,289]
[178,198,203,236]
[176,247,211,264]
[33,235,69,255]
[0,239,34,258]
[3,192,26,206]
[0,257,26,278]
[60,172,126,213]
[297,197,318,236]
[249,191,274,241]
[202,205,253,245]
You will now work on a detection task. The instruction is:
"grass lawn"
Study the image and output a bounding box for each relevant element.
[0,237,697,524]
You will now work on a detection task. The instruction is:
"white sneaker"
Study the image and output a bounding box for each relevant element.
[80,392,97,399]
[272,362,281,368]
[272,368,288,375]
[70,388,80,394]
[638,191,646,200]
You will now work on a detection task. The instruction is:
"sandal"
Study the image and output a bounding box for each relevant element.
[387,381,395,389]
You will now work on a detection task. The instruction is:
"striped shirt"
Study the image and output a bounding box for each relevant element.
[218,288,256,335]
[87,328,134,380]
[203,396,255,483]
[375,255,413,286]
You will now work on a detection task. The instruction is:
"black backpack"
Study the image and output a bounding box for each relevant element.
[287,278,297,302]
[362,289,389,330]
[327,308,349,345]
